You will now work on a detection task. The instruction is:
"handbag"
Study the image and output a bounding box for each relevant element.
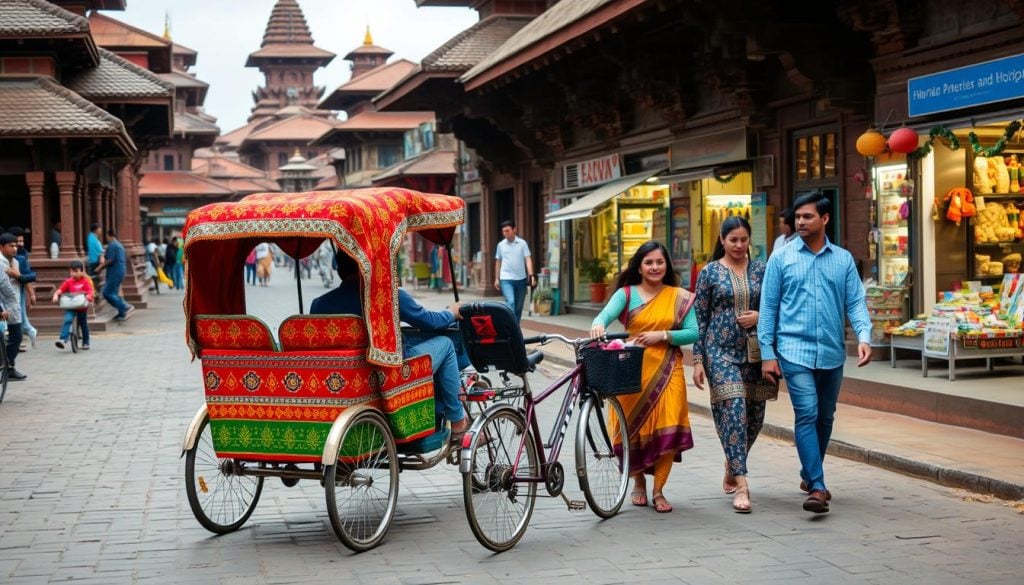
[59,293,88,310]
[745,331,761,363]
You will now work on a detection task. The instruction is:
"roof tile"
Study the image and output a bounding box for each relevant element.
[65,48,174,101]
[423,15,533,72]
[0,0,88,36]
[0,76,130,139]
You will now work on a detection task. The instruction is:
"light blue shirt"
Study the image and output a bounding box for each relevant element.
[87,232,104,264]
[757,237,871,369]
[495,236,531,280]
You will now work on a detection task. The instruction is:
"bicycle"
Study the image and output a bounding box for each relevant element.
[68,314,84,353]
[458,330,633,552]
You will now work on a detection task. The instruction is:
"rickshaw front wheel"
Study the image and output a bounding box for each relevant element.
[185,415,264,534]
[324,409,399,552]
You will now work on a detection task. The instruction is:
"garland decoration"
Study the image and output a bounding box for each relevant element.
[713,169,739,184]
[968,120,1022,158]
[908,125,961,160]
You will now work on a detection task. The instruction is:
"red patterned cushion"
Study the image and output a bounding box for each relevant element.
[279,315,369,350]
[195,315,277,352]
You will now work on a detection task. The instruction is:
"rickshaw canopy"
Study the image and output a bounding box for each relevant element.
[182,188,464,366]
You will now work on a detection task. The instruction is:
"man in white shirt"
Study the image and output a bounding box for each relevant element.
[771,208,797,256]
[493,220,535,322]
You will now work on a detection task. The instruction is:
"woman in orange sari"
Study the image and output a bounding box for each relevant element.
[590,241,698,513]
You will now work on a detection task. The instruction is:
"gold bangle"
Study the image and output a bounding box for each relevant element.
[663,330,668,342]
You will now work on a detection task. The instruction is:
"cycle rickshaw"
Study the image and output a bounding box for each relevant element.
[180,187,484,551]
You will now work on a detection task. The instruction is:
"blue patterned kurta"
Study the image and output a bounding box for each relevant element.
[692,260,777,404]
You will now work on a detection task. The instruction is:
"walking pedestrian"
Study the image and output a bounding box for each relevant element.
[145,239,161,294]
[164,237,180,290]
[86,222,104,288]
[493,220,535,322]
[589,240,698,513]
[174,239,185,290]
[7,227,37,350]
[758,192,872,514]
[691,216,777,514]
[771,208,797,256]
[255,242,272,286]
[0,233,27,380]
[244,247,257,285]
[94,229,134,321]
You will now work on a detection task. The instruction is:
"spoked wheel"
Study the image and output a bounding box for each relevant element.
[462,408,537,552]
[185,415,264,533]
[324,409,398,552]
[576,395,629,518]
[69,329,78,354]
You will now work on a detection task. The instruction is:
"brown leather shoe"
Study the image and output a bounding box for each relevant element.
[800,481,832,501]
[803,490,829,513]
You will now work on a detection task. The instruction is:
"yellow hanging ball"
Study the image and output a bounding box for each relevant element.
[856,128,887,157]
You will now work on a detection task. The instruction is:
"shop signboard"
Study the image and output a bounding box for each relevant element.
[923,317,954,356]
[570,153,622,190]
[749,192,769,262]
[908,53,1024,117]
[670,128,748,170]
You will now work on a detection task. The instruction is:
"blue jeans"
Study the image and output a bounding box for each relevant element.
[245,263,256,285]
[779,357,844,493]
[499,278,528,322]
[19,289,36,338]
[172,264,184,290]
[60,310,89,344]
[403,335,465,423]
[101,271,130,316]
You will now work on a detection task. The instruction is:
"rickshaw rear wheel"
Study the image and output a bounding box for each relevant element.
[185,415,264,534]
[324,409,398,552]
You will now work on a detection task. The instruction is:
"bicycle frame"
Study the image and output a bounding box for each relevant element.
[512,361,586,487]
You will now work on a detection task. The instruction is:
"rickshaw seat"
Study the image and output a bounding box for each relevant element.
[279,314,369,350]
[194,314,278,352]
[458,301,535,375]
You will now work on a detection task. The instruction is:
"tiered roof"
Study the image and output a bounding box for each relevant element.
[245,0,334,66]
[65,48,174,101]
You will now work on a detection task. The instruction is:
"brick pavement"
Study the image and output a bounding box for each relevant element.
[0,277,1021,584]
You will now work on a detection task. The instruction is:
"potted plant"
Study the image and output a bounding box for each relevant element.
[579,258,609,303]
[533,287,554,316]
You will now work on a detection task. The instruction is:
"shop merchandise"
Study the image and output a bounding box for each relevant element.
[889,278,1023,343]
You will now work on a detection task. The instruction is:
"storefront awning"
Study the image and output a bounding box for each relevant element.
[657,167,715,183]
[545,168,663,223]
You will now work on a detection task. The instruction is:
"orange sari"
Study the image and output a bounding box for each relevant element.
[611,286,695,475]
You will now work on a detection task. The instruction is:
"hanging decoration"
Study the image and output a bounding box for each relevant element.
[968,120,1022,158]
[712,169,739,184]
[888,127,920,154]
[908,126,961,160]
[856,128,887,157]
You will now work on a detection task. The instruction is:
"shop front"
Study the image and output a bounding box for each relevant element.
[879,51,1024,374]
[545,152,672,308]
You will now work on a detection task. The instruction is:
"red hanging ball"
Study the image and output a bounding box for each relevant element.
[888,127,919,154]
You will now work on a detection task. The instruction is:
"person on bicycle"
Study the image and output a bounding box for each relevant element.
[53,260,95,350]
[310,253,470,440]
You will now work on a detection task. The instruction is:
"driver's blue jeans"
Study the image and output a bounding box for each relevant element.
[403,335,465,423]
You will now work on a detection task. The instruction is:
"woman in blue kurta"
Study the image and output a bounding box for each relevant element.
[692,216,777,513]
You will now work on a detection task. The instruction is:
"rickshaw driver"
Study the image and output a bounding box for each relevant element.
[311,254,470,439]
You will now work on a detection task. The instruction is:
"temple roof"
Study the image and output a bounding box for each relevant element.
[319,59,417,111]
[0,0,89,36]
[193,155,268,179]
[65,48,174,101]
[372,148,456,182]
[139,171,235,197]
[245,113,337,142]
[0,76,134,154]
[88,12,173,73]
[246,0,334,66]
[174,111,219,135]
[159,69,209,90]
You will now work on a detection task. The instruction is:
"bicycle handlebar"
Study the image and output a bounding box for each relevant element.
[522,331,628,346]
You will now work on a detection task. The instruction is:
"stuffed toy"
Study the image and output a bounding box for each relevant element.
[944,187,973,225]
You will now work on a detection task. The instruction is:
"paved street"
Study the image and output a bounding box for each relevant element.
[1,275,1021,584]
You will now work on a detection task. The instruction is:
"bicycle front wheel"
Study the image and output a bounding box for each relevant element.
[576,395,629,518]
[462,408,537,552]
[0,343,8,404]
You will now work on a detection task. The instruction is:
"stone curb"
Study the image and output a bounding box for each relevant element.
[541,352,1024,501]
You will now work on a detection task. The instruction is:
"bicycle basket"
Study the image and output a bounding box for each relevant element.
[58,293,88,310]
[580,345,644,396]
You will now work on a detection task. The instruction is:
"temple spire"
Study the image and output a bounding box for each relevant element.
[162,12,171,40]
[363,25,373,46]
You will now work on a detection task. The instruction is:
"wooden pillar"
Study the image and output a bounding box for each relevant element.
[56,171,77,259]
[73,174,86,257]
[103,186,114,235]
[26,171,47,258]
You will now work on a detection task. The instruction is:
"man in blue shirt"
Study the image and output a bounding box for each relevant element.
[758,192,872,514]
[86,222,104,284]
[493,220,535,323]
[311,253,469,438]
[94,229,133,321]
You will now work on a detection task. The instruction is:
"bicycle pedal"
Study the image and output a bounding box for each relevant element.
[567,500,587,511]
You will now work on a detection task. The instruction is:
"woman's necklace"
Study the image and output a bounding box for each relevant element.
[720,257,748,279]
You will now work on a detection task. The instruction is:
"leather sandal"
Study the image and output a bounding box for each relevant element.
[630,489,648,507]
[723,462,738,494]
[652,493,673,513]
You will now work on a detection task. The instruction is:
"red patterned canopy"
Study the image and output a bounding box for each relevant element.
[183,188,464,366]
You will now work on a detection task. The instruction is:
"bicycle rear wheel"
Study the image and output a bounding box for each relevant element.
[70,328,78,353]
[576,395,629,518]
[462,408,537,552]
[185,415,264,533]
